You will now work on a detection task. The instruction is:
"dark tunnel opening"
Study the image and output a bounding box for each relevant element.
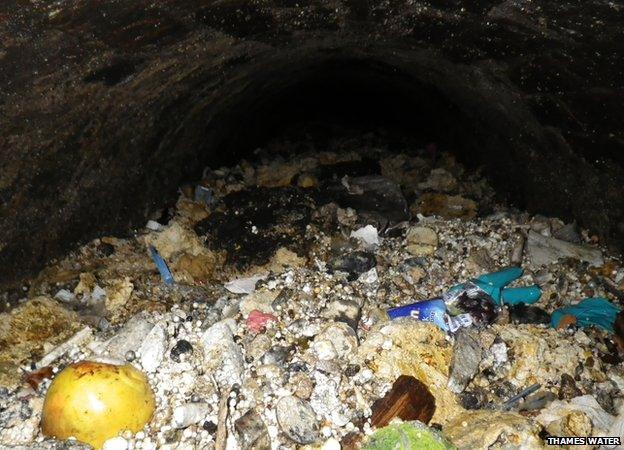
[208,58,473,168]
[171,53,515,218]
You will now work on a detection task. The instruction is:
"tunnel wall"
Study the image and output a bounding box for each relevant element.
[0,0,623,289]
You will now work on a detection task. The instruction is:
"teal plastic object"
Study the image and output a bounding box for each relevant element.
[498,286,542,305]
[551,297,620,332]
[450,267,542,306]
[476,267,523,288]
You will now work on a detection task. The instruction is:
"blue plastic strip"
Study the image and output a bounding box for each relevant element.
[149,246,174,285]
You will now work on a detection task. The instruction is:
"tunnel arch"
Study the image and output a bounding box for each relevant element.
[156,43,557,212]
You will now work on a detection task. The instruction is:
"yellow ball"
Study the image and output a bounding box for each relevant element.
[41,361,155,449]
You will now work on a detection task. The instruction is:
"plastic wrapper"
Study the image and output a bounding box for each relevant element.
[443,282,500,326]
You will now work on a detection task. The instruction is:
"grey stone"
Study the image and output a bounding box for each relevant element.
[53,289,75,304]
[312,322,358,361]
[276,396,319,445]
[329,251,376,276]
[246,334,272,361]
[234,409,270,450]
[261,346,290,367]
[448,328,483,394]
[553,222,582,244]
[105,313,155,359]
[201,319,244,387]
[532,269,553,285]
[322,299,361,331]
[418,168,458,193]
[138,323,166,373]
[518,391,556,412]
[406,226,438,247]
[170,339,193,363]
[527,230,604,267]
[271,288,293,310]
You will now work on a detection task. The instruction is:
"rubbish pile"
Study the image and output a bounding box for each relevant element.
[1,132,624,449]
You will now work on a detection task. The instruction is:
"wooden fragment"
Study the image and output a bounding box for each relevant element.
[370,375,435,428]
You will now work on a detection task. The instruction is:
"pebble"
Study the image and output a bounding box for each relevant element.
[314,322,358,360]
[405,226,438,256]
[203,421,217,433]
[170,339,193,363]
[350,225,379,246]
[559,373,583,400]
[54,289,76,303]
[553,222,582,244]
[290,372,315,399]
[358,267,378,284]
[418,168,458,193]
[330,251,376,275]
[225,274,267,294]
[102,437,129,450]
[322,299,361,331]
[276,396,320,444]
[105,314,156,360]
[172,403,211,429]
[527,230,604,267]
[321,437,342,450]
[344,364,360,377]
[146,220,164,232]
[138,323,166,373]
[261,345,290,367]
[234,409,270,449]
[448,328,483,394]
[246,334,272,361]
[201,319,244,387]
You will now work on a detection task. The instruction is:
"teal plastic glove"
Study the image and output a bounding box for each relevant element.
[551,297,620,333]
[449,267,542,306]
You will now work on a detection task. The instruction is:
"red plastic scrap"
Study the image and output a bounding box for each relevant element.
[246,310,278,333]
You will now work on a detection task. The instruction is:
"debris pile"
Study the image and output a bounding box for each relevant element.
[1,133,623,449]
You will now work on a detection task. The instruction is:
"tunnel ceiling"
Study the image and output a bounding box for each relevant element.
[0,0,623,288]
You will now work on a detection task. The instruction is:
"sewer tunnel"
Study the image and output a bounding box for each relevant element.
[0,0,623,292]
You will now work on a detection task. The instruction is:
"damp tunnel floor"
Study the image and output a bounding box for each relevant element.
[1,123,624,448]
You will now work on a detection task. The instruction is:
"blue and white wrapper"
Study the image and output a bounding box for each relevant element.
[387,298,475,333]
[387,298,450,331]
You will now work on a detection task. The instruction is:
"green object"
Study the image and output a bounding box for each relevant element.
[363,421,456,450]
[551,297,620,332]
